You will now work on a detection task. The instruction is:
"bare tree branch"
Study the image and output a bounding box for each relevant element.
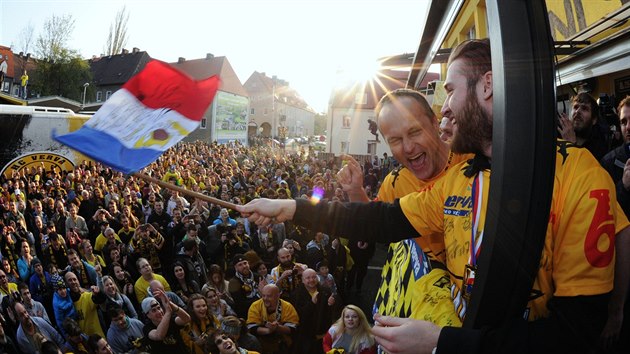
[104,6,130,56]
[16,23,35,55]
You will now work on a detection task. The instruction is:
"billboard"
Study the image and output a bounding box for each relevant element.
[213,91,248,144]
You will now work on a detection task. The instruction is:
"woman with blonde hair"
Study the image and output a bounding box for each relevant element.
[323,305,376,354]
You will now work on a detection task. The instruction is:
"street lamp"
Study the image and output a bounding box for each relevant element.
[82,82,89,107]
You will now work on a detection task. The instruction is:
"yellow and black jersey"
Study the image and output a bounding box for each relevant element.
[374,152,470,323]
[400,141,629,321]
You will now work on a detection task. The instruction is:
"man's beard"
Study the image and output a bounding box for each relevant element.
[574,121,593,140]
[451,89,493,155]
[281,260,294,268]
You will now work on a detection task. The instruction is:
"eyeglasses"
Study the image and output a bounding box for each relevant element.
[214,334,229,346]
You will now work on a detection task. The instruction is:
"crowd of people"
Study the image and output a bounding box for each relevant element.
[0,134,390,353]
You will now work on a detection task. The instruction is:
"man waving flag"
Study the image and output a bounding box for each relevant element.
[54,60,220,173]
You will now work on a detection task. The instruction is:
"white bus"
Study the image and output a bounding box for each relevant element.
[0,105,91,178]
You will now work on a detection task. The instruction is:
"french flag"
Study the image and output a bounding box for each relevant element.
[54,60,220,173]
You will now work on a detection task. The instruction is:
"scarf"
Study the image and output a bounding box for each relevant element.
[48,244,67,267]
[74,261,89,288]
[259,299,282,323]
[235,271,259,299]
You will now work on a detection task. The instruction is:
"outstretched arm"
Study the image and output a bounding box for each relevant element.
[239,198,418,245]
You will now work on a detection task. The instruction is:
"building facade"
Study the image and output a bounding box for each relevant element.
[244,71,315,141]
[172,54,249,144]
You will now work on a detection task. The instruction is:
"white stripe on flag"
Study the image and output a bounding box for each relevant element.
[86,89,199,151]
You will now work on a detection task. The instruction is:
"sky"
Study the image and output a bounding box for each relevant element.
[0,0,429,113]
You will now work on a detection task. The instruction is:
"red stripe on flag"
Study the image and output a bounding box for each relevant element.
[122,60,220,121]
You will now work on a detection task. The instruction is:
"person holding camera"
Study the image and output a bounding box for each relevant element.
[269,247,306,300]
[130,223,165,273]
[221,224,250,271]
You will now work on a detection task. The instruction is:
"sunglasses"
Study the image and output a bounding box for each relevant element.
[214,334,229,346]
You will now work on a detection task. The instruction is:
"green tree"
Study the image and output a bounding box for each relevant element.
[32,14,93,102]
[314,113,328,135]
[104,6,130,56]
[35,56,92,101]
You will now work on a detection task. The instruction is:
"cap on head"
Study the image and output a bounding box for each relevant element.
[232,254,247,267]
[141,297,160,314]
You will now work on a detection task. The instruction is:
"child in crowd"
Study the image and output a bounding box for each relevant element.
[317,260,337,295]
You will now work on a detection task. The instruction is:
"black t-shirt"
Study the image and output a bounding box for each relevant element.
[143,317,185,354]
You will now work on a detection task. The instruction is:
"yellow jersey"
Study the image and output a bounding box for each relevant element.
[373,152,470,323]
[400,141,629,321]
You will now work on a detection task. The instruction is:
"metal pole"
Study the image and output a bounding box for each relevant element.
[82,83,89,106]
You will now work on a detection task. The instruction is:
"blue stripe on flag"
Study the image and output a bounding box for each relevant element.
[54,126,162,174]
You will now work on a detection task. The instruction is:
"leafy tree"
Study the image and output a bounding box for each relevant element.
[34,56,92,101]
[104,6,130,56]
[32,14,93,102]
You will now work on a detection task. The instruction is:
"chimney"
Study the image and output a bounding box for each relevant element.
[261,72,266,77]
[178,57,186,63]
[19,51,23,57]
[121,48,129,55]
[132,47,140,53]
[206,53,214,60]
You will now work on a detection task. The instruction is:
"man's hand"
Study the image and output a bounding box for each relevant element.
[372,314,440,354]
[280,269,293,280]
[337,155,369,202]
[327,294,335,306]
[557,112,576,143]
[237,199,296,227]
[265,321,278,333]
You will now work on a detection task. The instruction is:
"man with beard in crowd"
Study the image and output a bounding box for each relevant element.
[269,247,306,300]
[228,254,263,318]
[558,92,609,161]
[239,38,630,354]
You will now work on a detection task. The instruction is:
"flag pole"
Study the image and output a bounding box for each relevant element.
[132,172,239,211]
